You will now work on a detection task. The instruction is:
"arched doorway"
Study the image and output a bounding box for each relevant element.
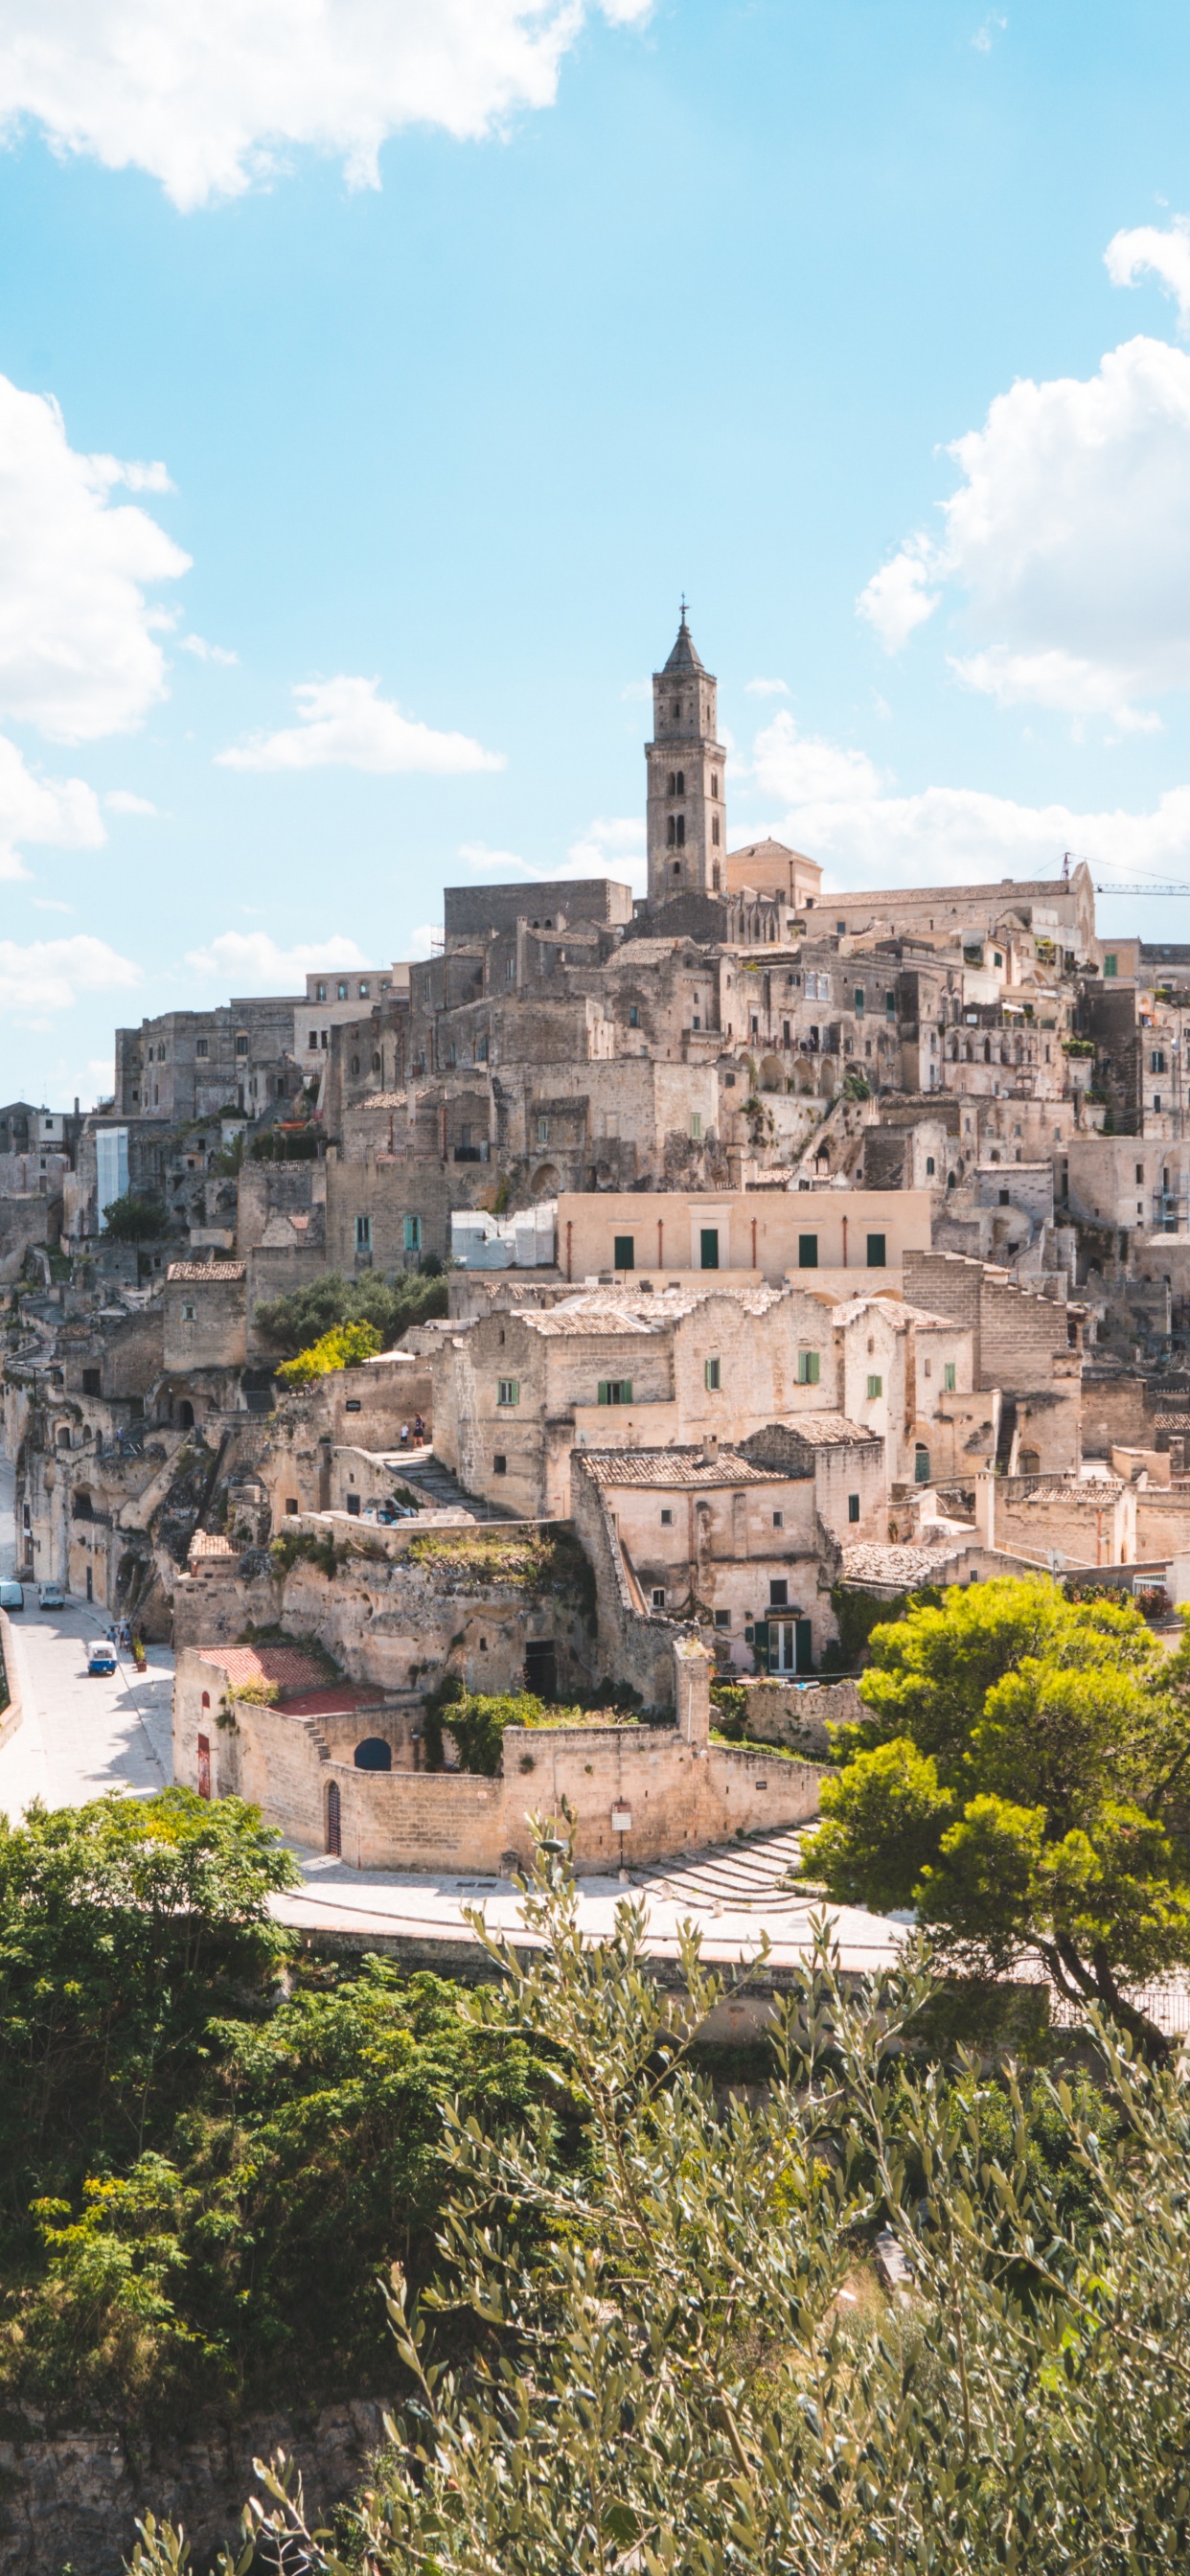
[326,1780,341,1855]
[354,1736,392,1771]
[914,1443,930,1484]
[178,1399,195,1431]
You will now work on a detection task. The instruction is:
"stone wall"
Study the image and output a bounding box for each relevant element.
[0,2402,384,2576]
[175,1637,826,1872]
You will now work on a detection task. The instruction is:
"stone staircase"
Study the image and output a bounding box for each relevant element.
[631,1824,816,1914]
[394,1447,516,1522]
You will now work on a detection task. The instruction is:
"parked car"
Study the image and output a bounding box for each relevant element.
[0,1580,24,1612]
[86,1639,117,1676]
[37,1582,66,1611]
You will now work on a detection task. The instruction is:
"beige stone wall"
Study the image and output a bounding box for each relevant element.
[174,1641,826,1871]
[557,1188,930,1284]
[163,1273,247,1371]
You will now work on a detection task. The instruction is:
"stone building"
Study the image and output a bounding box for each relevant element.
[172,1632,824,1874]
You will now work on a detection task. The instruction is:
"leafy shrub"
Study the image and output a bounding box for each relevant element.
[102,1193,169,1242]
[256,1269,446,1358]
[275,1321,383,1386]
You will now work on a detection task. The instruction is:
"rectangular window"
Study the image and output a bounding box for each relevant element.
[286,1498,299,1516]
[492,1453,507,1474]
[403,1214,421,1252]
[769,1578,789,1608]
[308,1029,318,1050]
[854,987,865,1014]
[345,1397,361,1412]
[613,1234,635,1270]
[182,1301,195,1322]
[235,1033,248,1055]
[848,1494,860,1524]
[345,1491,361,1515]
[1105,953,1118,977]
[652,1587,667,1610]
[1136,1163,1145,1183]
[497,1378,519,1406]
[660,1507,674,1526]
[705,1356,721,1390]
[885,990,896,1014]
[714,1608,732,1629]
[597,1379,633,1405]
[944,1361,956,1392]
[690,1112,702,1139]
[772,1509,784,1529]
[506,957,515,981]
[699,1227,719,1270]
[867,1373,883,1399]
[195,1036,209,1058]
[629,1004,640,1027]
[798,1233,818,1268]
[81,1368,101,1396]
[926,1155,935,1175]
[355,1214,372,1251]
[866,1232,886,1268]
[1152,1051,1167,1074]
[796,1348,820,1385]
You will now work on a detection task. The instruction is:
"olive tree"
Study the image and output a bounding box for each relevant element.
[134,1829,1190,2576]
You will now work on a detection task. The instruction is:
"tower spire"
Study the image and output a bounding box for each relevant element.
[646,611,723,908]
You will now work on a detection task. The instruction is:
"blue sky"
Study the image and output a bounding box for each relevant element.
[4,0,1190,1107]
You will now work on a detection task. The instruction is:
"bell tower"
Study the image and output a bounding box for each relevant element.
[646,607,726,910]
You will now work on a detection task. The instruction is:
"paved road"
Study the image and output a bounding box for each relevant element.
[0,1453,172,1820]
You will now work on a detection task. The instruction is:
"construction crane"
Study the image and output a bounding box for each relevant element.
[1064,850,1190,897]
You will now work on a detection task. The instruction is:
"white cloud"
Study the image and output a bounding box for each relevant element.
[858,331,1190,724]
[185,929,370,991]
[561,813,646,893]
[460,840,533,872]
[104,788,158,815]
[32,896,74,913]
[744,712,1190,891]
[217,675,504,775]
[181,632,239,665]
[858,537,939,653]
[0,375,188,743]
[972,12,1006,54]
[407,923,439,960]
[1106,216,1190,326]
[0,734,104,879]
[751,711,883,806]
[744,676,790,697]
[0,0,652,212]
[0,934,139,1018]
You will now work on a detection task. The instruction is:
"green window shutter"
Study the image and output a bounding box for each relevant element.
[798,1233,818,1268]
[867,1373,882,1399]
[705,1357,721,1390]
[944,1361,956,1392]
[497,1378,519,1406]
[613,1234,634,1270]
[866,1232,886,1268]
[797,1349,819,1385]
[598,1381,610,1405]
[699,1227,719,1270]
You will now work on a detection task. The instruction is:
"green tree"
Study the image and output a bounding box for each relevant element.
[102,1193,169,1241]
[133,1849,1190,2576]
[802,1575,1190,2057]
[255,1267,446,1357]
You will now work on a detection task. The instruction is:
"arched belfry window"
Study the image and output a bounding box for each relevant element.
[667,816,675,846]
[675,770,684,795]
[675,816,685,846]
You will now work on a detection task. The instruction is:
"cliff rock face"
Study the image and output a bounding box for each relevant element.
[0,2399,385,2576]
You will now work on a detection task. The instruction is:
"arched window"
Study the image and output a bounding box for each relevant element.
[354,1736,393,1771]
[712,816,720,845]
[673,860,681,877]
[667,770,675,794]
[675,770,685,795]
[72,1490,93,1521]
[984,1040,992,1063]
[178,1399,195,1431]
[914,1443,930,1484]
[326,1780,341,1856]
[351,1054,360,1075]
[372,1051,381,1070]
[712,863,721,891]
[675,816,685,846]
[666,816,675,846]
